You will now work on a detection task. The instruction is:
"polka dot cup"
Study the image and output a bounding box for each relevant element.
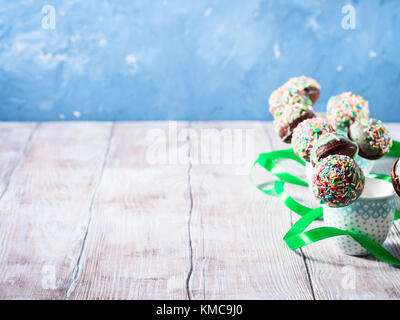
[323,178,396,256]
[355,155,375,176]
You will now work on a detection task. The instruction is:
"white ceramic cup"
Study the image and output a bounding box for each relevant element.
[323,177,396,256]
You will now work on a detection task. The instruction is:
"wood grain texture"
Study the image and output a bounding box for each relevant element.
[265,123,400,300]
[0,122,113,299]
[0,122,37,196]
[0,121,399,300]
[188,122,313,299]
[66,122,192,300]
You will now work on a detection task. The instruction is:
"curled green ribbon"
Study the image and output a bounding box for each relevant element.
[254,149,308,187]
[251,140,400,267]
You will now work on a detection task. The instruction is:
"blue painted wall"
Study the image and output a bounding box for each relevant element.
[0,0,399,121]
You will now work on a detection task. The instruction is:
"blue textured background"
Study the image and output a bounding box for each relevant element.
[0,0,399,121]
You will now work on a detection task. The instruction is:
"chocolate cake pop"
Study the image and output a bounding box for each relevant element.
[348,118,392,160]
[269,87,312,117]
[391,158,400,197]
[310,133,359,166]
[269,76,320,116]
[311,154,365,208]
[292,118,334,162]
[273,103,316,143]
[270,95,313,120]
[327,92,370,130]
[286,76,321,104]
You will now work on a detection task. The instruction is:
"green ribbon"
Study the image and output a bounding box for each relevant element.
[251,140,400,267]
[254,149,308,187]
[253,180,322,218]
[388,139,400,157]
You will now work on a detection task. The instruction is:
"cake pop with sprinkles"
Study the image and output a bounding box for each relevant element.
[348,118,392,160]
[327,92,370,130]
[286,76,321,104]
[273,103,316,143]
[292,118,334,162]
[391,159,400,197]
[269,86,312,118]
[269,76,320,116]
[312,154,365,208]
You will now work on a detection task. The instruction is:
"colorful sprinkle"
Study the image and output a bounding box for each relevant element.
[269,76,320,116]
[292,118,335,162]
[273,103,313,124]
[326,92,369,130]
[312,154,365,208]
[361,118,392,154]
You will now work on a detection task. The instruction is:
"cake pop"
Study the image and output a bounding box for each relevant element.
[292,118,334,162]
[273,104,316,143]
[327,92,369,130]
[348,118,392,160]
[391,158,400,197]
[312,154,365,207]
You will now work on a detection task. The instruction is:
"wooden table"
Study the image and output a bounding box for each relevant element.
[1,121,400,300]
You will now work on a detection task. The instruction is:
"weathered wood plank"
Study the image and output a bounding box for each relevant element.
[67,122,192,300]
[0,122,113,299]
[266,122,400,300]
[188,122,314,299]
[0,122,37,196]
[0,121,399,300]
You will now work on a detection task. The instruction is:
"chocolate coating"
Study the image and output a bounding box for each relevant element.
[292,118,334,162]
[275,109,316,143]
[348,118,392,160]
[304,86,320,105]
[391,158,400,197]
[311,133,358,166]
[355,144,385,160]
